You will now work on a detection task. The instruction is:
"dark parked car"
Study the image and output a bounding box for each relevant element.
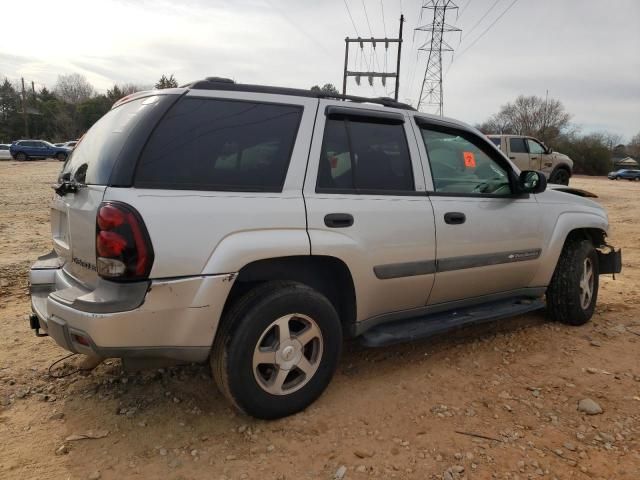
[608,169,640,181]
[9,140,71,161]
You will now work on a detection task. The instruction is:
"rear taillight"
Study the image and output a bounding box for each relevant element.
[96,202,154,280]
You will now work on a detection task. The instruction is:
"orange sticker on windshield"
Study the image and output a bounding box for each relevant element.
[463,151,476,168]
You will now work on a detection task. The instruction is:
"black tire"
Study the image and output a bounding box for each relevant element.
[211,281,342,419]
[550,168,570,185]
[15,152,27,161]
[546,239,599,326]
[614,177,619,180]
[56,152,67,161]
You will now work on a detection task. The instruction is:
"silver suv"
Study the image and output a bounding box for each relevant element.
[29,78,621,419]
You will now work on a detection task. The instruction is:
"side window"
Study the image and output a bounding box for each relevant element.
[136,98,302,192]
[509,137,527,153]
[419,125,512,195]
[527,139,545,155]
[317,117,414,193]
[488,137,501,147]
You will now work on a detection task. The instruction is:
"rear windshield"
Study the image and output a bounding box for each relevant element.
[60,96,162,185]
[134,97,302,192]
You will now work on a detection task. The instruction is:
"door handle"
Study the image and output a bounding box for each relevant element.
[531,156,538,160]
[509,156,516,160]
[444,212,466,225]
[324,213,354,228]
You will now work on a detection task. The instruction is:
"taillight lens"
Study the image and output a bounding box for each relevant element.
[96,202,154,280]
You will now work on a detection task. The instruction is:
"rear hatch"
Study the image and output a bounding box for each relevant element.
[53,93,179,288]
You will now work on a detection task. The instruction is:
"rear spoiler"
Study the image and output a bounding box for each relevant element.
[111,88,186,110]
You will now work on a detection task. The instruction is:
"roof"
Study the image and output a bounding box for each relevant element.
[182,77,416,111]
[614,156,639,167]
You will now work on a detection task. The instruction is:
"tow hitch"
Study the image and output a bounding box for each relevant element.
[29,314,48,337]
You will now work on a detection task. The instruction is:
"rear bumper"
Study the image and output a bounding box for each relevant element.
[29,252,236,362]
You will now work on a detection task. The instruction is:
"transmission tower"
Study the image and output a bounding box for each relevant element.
[415,1,460,115]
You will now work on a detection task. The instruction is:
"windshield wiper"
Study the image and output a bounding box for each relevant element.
[53,179,86,196]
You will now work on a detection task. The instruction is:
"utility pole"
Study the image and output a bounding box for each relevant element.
[342,14,404,101]
[21,77,29,137]
[415,1,460,115]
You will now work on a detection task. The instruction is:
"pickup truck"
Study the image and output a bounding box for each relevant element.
[10,139,71,161]
[487,134,573,185]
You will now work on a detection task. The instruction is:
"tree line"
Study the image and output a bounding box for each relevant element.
[1,75,637,175]
[476,94,640,175]
[0,73,178,143]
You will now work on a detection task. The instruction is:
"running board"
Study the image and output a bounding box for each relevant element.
[360,297,545,347]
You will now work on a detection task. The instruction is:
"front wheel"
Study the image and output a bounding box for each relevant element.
[56,152,67,161]
[546,239,599,325]
[15,152,27,161]
[550,168,570,185]
[211,281,342,419]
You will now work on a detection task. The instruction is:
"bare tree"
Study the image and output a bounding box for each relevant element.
[626,132,640,159]
[482,95,571,144]
[54,74,94,104]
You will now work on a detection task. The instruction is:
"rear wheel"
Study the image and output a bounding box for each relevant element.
[211,281,342,419]
[56,152,67,161]
[16,152,26,161]
[547,239,599,326]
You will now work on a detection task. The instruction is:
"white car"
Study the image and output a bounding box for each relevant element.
[0,144,12,160]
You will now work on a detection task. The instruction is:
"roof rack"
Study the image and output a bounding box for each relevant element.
[181,77,416,111]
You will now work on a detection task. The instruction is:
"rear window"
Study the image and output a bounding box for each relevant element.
[488,137,501,147]
[61,96,163,185]
[135,97,302,192]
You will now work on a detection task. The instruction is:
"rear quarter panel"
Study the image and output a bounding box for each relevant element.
[103,92,319,278]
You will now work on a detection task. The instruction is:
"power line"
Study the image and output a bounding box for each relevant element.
[458,0,473,19]
[343,0,360,37]
[361,0,382,84]
[380,0,387,37]
[342,0,372,71]
[457,0,520,58]
[362,0,373,36]
[462,0,501,40]
[445,0,520,80]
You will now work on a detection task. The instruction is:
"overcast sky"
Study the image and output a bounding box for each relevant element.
[2,0,639,139]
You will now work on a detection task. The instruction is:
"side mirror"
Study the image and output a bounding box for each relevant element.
[519,170,547,194]
[547,147,553,154]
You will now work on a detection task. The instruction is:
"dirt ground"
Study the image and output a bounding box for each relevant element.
[0,160,638,480]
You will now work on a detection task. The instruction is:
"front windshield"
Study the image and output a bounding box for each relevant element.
[43,141,56,148]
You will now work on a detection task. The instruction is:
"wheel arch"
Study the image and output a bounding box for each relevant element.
[220,255,357,337]
[549,163,572,183]
[530,213,608,287]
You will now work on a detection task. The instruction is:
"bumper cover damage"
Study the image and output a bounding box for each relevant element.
[28,251,235,362]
